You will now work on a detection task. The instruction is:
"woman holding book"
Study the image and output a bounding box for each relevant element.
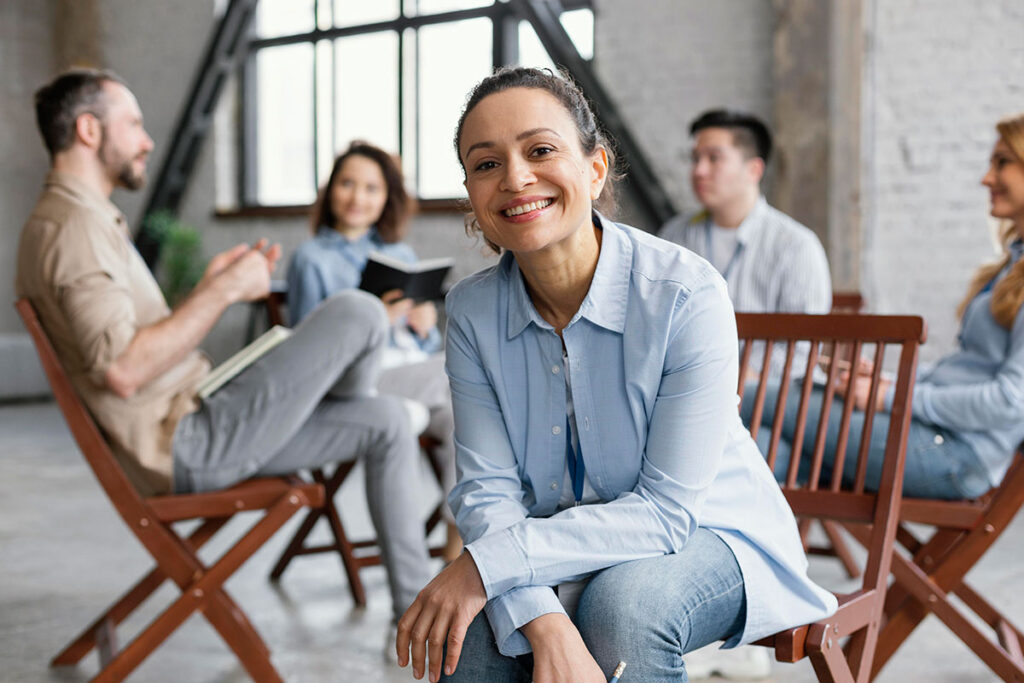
[287,140,461,561]
[394,67,836,683]
[748,112,1024,501]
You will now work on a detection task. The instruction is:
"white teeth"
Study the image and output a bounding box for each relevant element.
[503,198,553,217]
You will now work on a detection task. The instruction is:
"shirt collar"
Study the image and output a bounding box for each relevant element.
[45,170,127,231]
[505,212,631,339]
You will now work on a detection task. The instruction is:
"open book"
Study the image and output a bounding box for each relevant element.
[195,325,293,399]
[359,252,454,302]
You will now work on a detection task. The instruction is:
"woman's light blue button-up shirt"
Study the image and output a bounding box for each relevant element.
[286,226,442,352]
[910,239,1024,486]
[445,214,837,657]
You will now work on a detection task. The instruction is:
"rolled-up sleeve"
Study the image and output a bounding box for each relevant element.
[50,224,138,385]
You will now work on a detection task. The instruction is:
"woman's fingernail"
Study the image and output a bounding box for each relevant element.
[446,665,453,675]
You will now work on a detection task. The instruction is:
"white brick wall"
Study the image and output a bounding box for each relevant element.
[865,0,1024,360]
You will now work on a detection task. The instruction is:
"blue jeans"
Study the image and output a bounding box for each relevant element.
[740,381,990,500]
[441,528,746,682]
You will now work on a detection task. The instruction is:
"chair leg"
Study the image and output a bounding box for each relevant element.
[822,521,862,579]
[806,622,856,683]
[268,464,353,582]
[268,505,327,580]
[873,550,1024,681]
[52,518,226,666]
[320,478,369,607]
[94,495,301,682]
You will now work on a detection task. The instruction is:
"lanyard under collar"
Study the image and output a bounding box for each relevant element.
[566,416,585,505]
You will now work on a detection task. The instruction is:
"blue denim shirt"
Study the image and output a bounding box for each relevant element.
[445,214,837,657]
[286,226,442,352]
[909,239,1024,486]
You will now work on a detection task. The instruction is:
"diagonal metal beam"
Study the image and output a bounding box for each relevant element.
[513,0,676,229]
[135,0,259,268]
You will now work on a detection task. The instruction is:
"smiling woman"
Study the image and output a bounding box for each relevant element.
[394,67,837,683]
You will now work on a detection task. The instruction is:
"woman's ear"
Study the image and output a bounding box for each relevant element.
[590,147,609,201]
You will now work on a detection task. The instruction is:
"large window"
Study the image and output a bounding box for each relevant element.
[242,0,594,207]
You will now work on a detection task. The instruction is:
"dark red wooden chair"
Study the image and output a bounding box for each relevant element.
[737,312,925,682]
[16,298,324,682]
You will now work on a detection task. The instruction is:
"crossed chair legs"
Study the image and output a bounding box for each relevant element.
[844,454,1024,681]
[269,437,449,607]
[53,480,323,682]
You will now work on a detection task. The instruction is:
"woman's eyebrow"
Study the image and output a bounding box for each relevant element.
[464,128,564,157]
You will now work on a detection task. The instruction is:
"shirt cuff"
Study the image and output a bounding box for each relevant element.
[483,586,566,657]
[467,529,530,598]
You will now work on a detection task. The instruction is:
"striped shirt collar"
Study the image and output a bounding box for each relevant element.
[690,195,769,245]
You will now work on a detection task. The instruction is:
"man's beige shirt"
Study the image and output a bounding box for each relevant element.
[16,171,210,495]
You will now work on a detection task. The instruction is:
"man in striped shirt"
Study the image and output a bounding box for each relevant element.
[660,110,832,680]
[661,109,832,378]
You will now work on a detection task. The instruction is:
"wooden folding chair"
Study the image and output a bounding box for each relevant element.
[844,447,1024,681]
[262,291,448,606]
[15,298,325,682]
[737,312,926,682]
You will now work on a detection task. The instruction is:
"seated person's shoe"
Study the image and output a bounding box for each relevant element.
[685,643,772,680]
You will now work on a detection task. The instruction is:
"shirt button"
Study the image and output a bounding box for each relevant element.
[551,365,560,374]
[934,434,944,445]
[550,481,559,490]
[552,425,561,435]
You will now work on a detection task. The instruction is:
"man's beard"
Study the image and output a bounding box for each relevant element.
[98,130,146,191]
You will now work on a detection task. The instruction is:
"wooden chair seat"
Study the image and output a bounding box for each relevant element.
[16,298,325,682]
[737,312,926,682]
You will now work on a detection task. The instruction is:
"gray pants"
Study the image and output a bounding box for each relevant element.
[378,354,456,521]
[172,291,431,618]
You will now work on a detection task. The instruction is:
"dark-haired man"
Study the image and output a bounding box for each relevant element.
[661,111,831,680]
[16,69,431,636]
[661,109,831,327]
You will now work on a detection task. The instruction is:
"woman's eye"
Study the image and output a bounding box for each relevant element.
[473,160,498,172]
[531,146,554,157]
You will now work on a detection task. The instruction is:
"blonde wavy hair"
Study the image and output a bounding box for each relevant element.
[957,113,1024,328]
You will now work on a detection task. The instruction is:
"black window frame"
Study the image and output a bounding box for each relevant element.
[236,0,593,211]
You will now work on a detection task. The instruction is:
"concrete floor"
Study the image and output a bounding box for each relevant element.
[1,400,1019,682]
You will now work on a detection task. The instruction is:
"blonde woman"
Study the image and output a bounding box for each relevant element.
[750,112,1024,501]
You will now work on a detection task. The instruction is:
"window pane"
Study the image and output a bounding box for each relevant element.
[518,8,594,68]
[332,0,399,27]
[409,0,492,17]
[315,40,334,185]
[256,0,314,38]
[334,32,399,165]
[561,9,594,60]
[402,28,419,191]
[417,18,492,198]
[256,45,315,205]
